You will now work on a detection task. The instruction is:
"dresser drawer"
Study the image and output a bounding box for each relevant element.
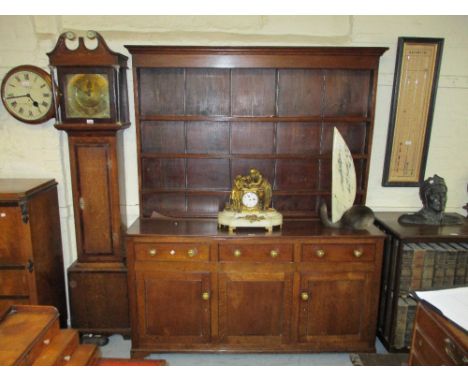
[134,243,209,262]
[219,243,293,262]
[413,304,468,365]
[412,328,447,365]
[301,243,375,262]
[0,269,29,296]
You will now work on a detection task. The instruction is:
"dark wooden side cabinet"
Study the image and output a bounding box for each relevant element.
[375,212,468,351]
[0,179,67,327]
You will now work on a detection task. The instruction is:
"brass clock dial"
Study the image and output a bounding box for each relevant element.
[65,73,110,119]
[1,65,55,124]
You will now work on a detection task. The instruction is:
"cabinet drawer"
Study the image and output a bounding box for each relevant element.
[219,243,293,262]
[0,269,29,296]
[412,328,446,365]
[302,243,375,262]
[414,305,468,365]
[134,243,209,262]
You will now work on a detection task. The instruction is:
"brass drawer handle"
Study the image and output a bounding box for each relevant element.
[270,249,279,258]
[301,292,309,301]
[316,249,325,258]
[149,249,157,256]
[202,292,210,301]
[0,212,6,218]
[187,248,198,257]
[63,355,71,362]
[353,249,363,258]
[233,249,242,258]
[170,249,176,256]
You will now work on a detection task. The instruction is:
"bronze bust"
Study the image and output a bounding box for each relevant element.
[398,175,464,225]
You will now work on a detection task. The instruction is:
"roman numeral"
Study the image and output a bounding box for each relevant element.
[24,73,29,80]
[43,93,50,98]
[41,101,48,107]
[15,76,21,82]
[18,107,24,114]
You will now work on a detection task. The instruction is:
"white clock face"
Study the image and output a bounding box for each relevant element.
[242,192,259,208]
[1,67,54,123]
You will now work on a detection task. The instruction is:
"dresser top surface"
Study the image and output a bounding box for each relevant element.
[127,218,385,239]
[375,212,468,241]
[0,179,56,201]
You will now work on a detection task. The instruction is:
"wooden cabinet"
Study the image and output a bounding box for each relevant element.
[124,45,388,356]
[409,302,468,365]
[126,219,384,356]
[374,212,468,351]
[0,179,67,327]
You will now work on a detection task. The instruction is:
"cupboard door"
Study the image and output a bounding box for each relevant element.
[136,270,211,344]
[298,271,371,343]
[0,206,32,264]
[218,270,293,345]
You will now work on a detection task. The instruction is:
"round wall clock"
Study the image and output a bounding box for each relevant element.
[1,65,55,124]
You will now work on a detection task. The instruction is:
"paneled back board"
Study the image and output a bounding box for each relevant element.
[126,46,388,219]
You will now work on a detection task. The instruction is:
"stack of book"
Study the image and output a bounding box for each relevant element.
[394,242,468,349]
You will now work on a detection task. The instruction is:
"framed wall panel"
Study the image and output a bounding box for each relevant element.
[382,37,444,187]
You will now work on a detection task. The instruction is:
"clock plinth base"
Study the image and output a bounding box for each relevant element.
[217,209,283,233]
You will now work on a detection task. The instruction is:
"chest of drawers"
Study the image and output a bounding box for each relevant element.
[126,218,385,357]
[0,179,67,327]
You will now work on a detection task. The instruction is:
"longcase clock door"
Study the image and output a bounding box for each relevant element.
[68,135,122,262]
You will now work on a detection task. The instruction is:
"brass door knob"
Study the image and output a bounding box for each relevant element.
[353,249,363,258]
[202,292,210,301]
[270,250,279,258]
[149,249,157,256]
[187,248,198,257]
[233,249,242,257]
[301,292,309,301]
[316,249,325,258]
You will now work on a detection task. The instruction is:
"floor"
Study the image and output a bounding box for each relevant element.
[99,335,388,366]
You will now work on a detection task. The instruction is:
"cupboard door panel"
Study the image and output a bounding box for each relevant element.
[136,271,211,343]
[0,206,31,264]
[298,271,370,342]
[218,270,292,345]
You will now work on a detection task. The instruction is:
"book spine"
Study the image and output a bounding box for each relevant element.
[394,296,408,350]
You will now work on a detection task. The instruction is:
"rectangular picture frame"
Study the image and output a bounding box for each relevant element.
[382,37,444,187]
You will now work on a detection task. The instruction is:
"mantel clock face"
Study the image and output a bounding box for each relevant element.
[1,65,55,124]
[65,73,111,119]
[241,191,260,209]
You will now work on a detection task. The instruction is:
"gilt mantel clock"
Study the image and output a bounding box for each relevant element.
[48,31,130,339]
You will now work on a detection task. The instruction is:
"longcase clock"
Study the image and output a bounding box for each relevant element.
[48,31,130,339]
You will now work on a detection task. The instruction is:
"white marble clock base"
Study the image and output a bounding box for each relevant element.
[217,209,283,233]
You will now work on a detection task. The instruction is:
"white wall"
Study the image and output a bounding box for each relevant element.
[1,16,467,271]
